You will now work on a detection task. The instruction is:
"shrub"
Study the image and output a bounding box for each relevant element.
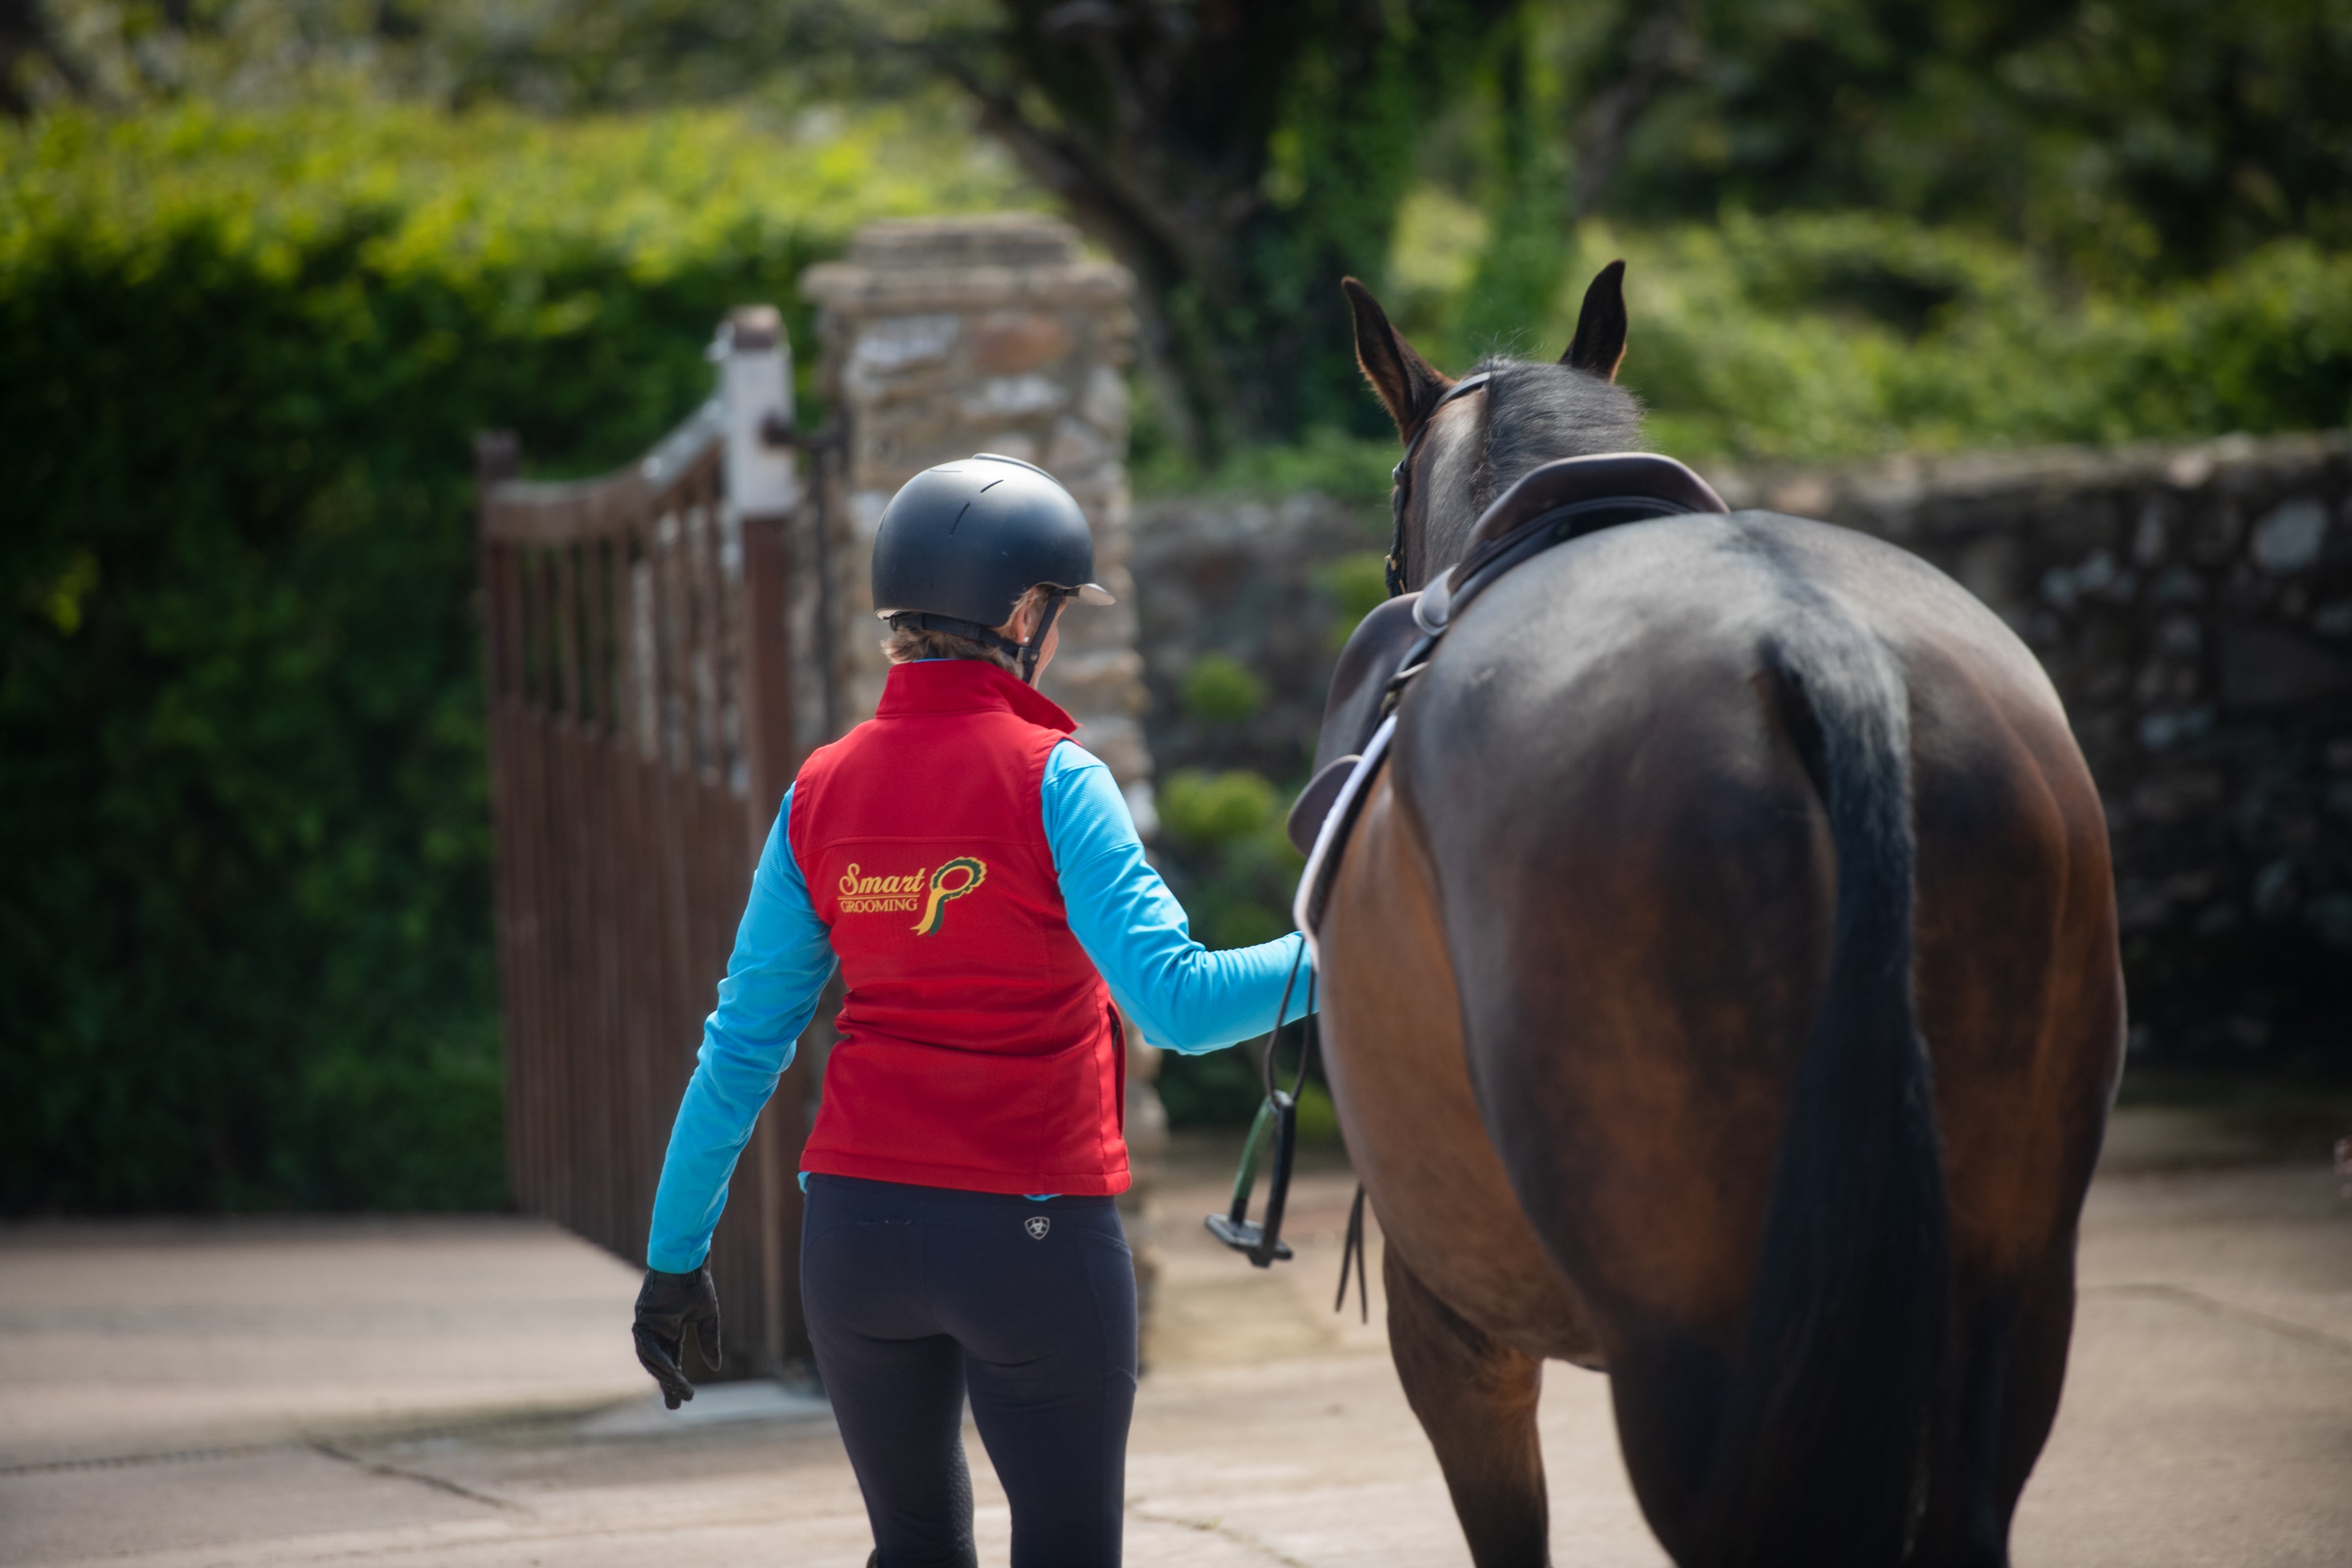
[1178,652,1269,725]
[1158,768,1279,848]
[0,99,1028,1212]
[1152,765,1302,956]
[1136,422,1396,503]
[1601,217,2352,463]
[1379,204,2352,464]
[1317,549,1391,647]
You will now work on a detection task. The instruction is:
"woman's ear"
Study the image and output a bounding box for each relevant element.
[1344,276,1454,440]
[1004,586,1051,643]
[1562,260,1629,382]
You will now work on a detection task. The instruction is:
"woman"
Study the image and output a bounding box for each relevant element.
[631,453,1310,1568]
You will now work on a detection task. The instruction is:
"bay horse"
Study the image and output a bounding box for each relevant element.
[1306,266,2124,1567]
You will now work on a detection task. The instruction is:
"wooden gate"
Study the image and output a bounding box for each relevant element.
[476,310,835,1372]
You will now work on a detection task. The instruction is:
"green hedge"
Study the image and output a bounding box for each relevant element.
[1386,205,2352,464]
[0,101,1028,1211]
[1141,209,2352,504]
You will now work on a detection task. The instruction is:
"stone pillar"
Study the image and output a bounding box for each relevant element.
[800,215,1153,812]
[801,218,1167,1314]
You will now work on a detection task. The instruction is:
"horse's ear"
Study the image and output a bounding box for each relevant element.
[1343,276,1453,441]
[1562,260,1628,382]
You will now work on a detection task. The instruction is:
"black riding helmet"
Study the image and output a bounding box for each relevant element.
[871,454,1114,684]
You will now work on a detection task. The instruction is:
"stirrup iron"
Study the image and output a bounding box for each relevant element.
[1206,947,1314,1268]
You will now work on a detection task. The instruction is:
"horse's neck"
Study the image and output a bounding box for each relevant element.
[1418,490,1484,587]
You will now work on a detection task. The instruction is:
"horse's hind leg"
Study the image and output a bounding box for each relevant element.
[1385,1243,1551,1568]
[1918,1255,2081,1568]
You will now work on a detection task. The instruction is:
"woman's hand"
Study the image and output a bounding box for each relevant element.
[632,1265,722,1408]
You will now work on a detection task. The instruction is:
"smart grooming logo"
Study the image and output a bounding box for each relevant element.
[913,857,987,934]
[836,857,989,934]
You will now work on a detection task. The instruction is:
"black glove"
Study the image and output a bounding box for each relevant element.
[633,1265,721,1409]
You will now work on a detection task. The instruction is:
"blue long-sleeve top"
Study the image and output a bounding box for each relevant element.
[646,741,1311,1272]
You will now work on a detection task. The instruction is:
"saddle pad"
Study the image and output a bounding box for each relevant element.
[1292,713,1397,961]
[1287,753,1361,856]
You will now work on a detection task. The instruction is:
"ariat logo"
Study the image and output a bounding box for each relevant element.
[1024,1215,1051,1240]
[836,857,988,934]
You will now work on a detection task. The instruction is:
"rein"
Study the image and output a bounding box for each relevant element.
[1209,370,1491,1317]
[1200,944,1378,1320]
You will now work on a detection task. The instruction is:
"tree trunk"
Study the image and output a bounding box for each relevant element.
[928,0,1513,457]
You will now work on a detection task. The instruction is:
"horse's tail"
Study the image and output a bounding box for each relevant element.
[1693,613,1949,1566]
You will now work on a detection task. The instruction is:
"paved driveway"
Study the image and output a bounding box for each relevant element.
[2,1113,2346,1567]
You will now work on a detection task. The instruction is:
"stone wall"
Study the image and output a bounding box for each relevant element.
[1713,434,2352,1057]
[1133,431,2352,1063]
[1131,492,1386,787]
[799,215,1151,796]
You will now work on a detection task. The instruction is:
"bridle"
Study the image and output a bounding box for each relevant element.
[1384,372,1493,598]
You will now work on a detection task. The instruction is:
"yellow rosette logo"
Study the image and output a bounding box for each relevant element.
[913,856,987,935]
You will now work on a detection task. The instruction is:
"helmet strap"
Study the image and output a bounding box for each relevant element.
[1019,591,1067,686]
[888,610,1022,654]
[887,591,1067,687]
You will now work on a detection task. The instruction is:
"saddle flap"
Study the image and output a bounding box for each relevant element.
[1464,452,1728,553]
[1287,754,1361,856]
[1314,594,1424,763]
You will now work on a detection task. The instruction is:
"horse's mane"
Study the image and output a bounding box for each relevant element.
[1420,356,1645,574]
[1471,354,1645,499]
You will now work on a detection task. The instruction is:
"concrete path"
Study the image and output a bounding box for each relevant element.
[3,1113,2346,1567]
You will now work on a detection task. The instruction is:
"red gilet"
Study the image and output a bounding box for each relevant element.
[789,659,1129,1195]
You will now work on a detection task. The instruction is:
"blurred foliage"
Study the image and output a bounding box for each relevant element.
[932,0,1510,454]
[1603,0,2352,285]
[1293,1080,1342,1146]
[1154,769,1299,950]
[1150,763,1313,1129]
[0,98,1025,1212]
[1,0,884,115]
[1135,424,1397,505]
[1378,208,2352,464]
[1155,1044,1341,1141]
[1140,213,2352,478]
[1616,219,2352,462]
[1177,654,1269,726]
[1158,769,1281,855]
[1152,1041,1264,1130]
[5,0,1517,452]
[6,0,2352,1189]
[11,1,2349,453]
[1318,552,1394,649]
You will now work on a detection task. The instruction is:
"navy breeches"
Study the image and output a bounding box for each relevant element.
[801,1174,1139,1568]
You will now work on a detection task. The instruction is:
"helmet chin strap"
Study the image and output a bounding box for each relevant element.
[888,588,1068,687]
[1018,591,1066,686]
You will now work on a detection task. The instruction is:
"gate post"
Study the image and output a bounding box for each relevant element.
[721,305,818,1370]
